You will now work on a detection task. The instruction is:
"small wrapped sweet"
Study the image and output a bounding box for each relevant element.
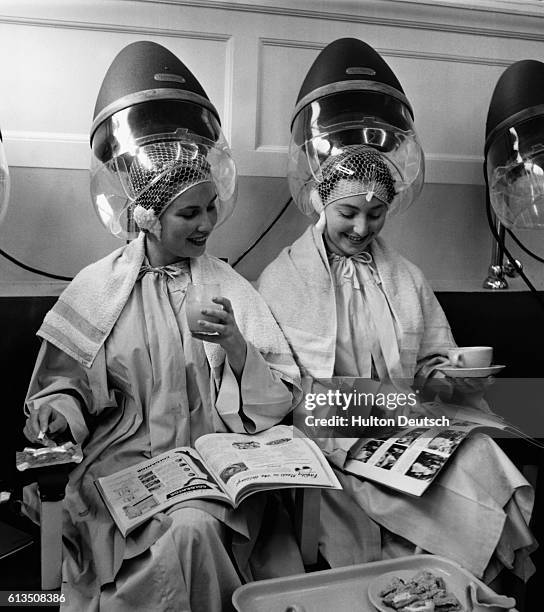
[16,442,83,471]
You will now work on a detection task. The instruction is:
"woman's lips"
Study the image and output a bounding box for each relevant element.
[345,233,366,243]
[188,235,208,246]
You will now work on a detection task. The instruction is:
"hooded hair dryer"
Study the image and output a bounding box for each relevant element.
[288,37,424,222]
[90,41,237,239]
[485,59,544,230]
[483,60,544,289]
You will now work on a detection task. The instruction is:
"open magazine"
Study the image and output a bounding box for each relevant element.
[344,402,513,497]
[95,425,342,536]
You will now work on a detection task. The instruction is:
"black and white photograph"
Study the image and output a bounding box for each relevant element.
[219,462,249,484]
[352,438,387,463]
[374,444,408,470]
[1,1,543,610]
[231,441,261,450]
[427,429,467,454]
[405,451,449,481]
[395,428,429,446]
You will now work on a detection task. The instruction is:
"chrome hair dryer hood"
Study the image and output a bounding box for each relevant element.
[288,37,424,220]
[90,41,237,239]
[485,59,544,230]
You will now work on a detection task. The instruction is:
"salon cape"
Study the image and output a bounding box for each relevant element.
[258,224,535,581]
[25,233,302,591]
[258,224,455,382]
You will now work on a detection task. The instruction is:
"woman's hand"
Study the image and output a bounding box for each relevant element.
[447,376,495,396]
[23,405,68,445]
[191,296,247,377]
[447,375,495,412]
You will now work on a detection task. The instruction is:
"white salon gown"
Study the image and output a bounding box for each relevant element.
[318,252,536,583]
[25,260,304,611]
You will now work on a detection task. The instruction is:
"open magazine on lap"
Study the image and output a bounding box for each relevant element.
[95,425,342,536]
[344,402,512,496]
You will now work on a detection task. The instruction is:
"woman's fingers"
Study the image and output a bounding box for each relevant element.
[27,408,43,437]
[190,331,222,344]
[197,320,226,334]
[24,406,67,443]
[201,307,228,322]
[212,296,233,314]
[38,409,53,433]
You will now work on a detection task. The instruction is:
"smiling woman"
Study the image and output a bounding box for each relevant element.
[258,36,536,588]
[146,183,219,265]
[20,40,305,611]
[323,196,387,254]
[321,154,390,257]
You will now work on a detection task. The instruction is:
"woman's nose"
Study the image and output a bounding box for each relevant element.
[198,211,215,232]
[353,218,368,235]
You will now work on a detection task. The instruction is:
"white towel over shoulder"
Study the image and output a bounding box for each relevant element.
[257,225,455,380]
[38,233,299,381]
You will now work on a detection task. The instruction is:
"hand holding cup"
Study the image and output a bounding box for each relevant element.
[185,283,247,376]
[446,346,495,397]
[185,283,222,336]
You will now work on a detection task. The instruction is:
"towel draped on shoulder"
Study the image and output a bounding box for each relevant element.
[257,225,455,380]
[38,232,299,382]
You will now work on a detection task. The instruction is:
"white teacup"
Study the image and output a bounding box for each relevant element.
[447,346,493,369]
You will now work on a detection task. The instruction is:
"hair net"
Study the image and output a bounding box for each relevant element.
[315,146,396,208]
[126,142,213,235]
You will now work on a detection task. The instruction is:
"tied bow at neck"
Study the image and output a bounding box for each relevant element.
[137,262,190,281]
[329,251,380,290]
[329,250,403,380]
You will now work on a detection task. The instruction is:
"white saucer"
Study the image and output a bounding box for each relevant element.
[436,365,505,378]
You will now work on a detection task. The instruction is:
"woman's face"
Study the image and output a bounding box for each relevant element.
[147,182,218,265]
[323,192,387,256]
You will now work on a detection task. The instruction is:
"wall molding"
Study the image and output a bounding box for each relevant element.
[4,131,90,170]
[260,37,514,68]
[221,37,235,144]
[122,0,544,42]
[0,13,230,43]
[379,48,513,69]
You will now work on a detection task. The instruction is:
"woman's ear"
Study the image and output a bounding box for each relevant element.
[315,209,327,233]
[309,188,323,214]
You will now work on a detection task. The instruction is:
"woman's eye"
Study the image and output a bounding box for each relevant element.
[179,210,198,219]
[339,212,354,219]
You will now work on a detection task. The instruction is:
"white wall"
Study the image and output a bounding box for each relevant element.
[0,0,543,295]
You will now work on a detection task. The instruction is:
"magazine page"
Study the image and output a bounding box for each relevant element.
[344,415,485,496]
[95,447,231,536]
[194,425,342,505]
